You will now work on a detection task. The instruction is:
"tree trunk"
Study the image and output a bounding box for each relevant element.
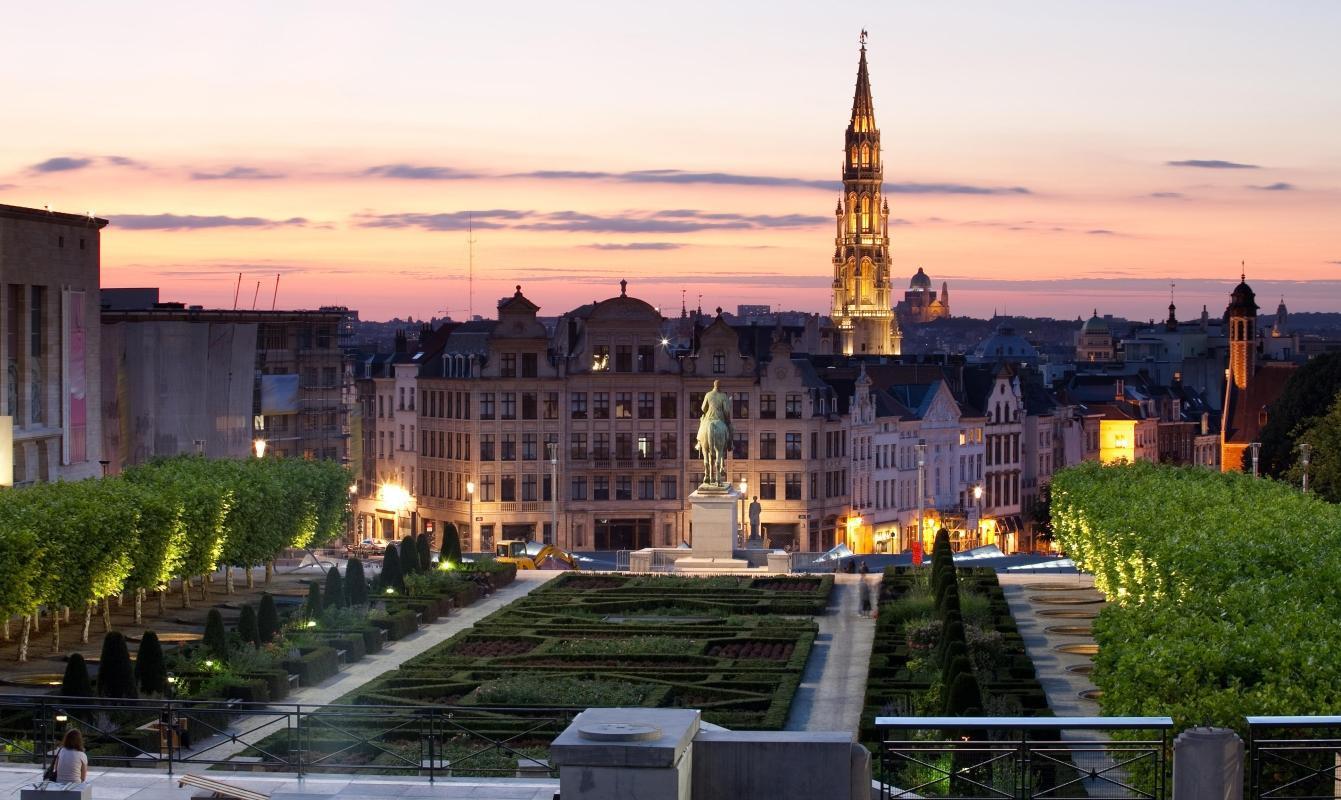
[225,566,235,595]
[18,615,31,663]
[246,565,255,589]
[81,603,92,644]
[265,561,274,585]
[134,589,144,625]
[116,593,124,608]
[51,614,60,653]
[181,576,191,609]
[2,616,8,642]
[32,608,39,635]
[102,597,112,631]
[158,587,167,615]
[64,607,70,623]
[199,575,209,602]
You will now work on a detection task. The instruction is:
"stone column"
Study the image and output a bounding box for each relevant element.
[551,708,699,800]
[1173,727,1243,800]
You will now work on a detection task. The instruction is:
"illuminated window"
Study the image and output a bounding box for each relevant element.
[592,344,610,371]
[861,196,870,230]
[860,143,870,166]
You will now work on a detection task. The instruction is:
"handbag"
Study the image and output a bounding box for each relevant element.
[43,758,57,782]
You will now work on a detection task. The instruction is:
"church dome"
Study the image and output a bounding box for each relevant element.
[909,267,932,291]
[1081,311,1109,335]
[970,325,1039,363]
[1228,279,1258,315]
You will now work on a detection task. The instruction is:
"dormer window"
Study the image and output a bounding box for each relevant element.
[712,350,726,374]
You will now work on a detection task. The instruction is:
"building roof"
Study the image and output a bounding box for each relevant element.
[1081,311,1110,334]
[909,267,932,291]
[849,40,876,132]
[1228,278,1259,316]
[1223,362,1297,444]
[0,202,109,229]
[971,324,1039,362]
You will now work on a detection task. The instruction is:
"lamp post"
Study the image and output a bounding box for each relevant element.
[548,443,559,547]
[1300,443,1311,492]
[738,478,748,547]
[253,438,267,458]
[1250,442,1261,478]
[466,481,475,553]
[972,484,984,549]
[915,442,927,554]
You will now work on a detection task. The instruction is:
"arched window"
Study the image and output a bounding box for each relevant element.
[860,195,871,230]
[847,193,858,232]
[860,143,870,166]
[850,145,859,166]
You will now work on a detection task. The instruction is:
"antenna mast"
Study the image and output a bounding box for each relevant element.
[271,273,280,311]
[233,272,242,309]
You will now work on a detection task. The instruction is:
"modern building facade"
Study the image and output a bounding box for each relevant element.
[1,204,107,486]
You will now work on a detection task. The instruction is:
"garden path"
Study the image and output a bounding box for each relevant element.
[191,571,560,763]
[784,573,877,733]
[996,572,1102,718]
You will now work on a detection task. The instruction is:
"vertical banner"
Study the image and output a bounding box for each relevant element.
[0,416,12,486]
[66,290,88,463]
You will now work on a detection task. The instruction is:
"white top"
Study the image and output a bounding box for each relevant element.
[55,747,87,783]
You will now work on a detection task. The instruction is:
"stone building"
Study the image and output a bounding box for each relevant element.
[1075,311,1116,362]
[895,268,951,325]
[1221,274,1297,472]
[1,203,107,486]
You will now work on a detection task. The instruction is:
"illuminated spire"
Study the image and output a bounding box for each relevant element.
[849,32,876,133]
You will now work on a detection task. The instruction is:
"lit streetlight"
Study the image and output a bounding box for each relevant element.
[466,480,475,553]
[972,484,984,548]
[1300,443,1312,493]
[738,477,748,547]
[253,438,267,458]
[1249,442,1261,478]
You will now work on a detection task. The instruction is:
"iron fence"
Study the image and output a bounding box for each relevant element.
[874,716,1173,800]
[0,693,575,780]
[1248,716,1341,800]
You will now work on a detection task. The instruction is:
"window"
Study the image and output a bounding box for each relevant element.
[543,392,559,419]
[661,392,677,419]
[760,472,777,500]
[592,345,610,371]
[521,352,538,378]
[481,475,496,501]
[543,474,554,502]
[593,432,610,460]
[593,392,610,419]
[571,476,588,500]
[760,393,777,419]
[570,433,588,460]
[522,433,537,460]
[501,353,516,378]
[501,433,516,461]
[615,432,633,459]
[615,345,633,373]
[479,392,495,420]
[785,394,802,419]
[501,475,516,502]
[660,433,677,460]
[522,474,537,501]
[786,473,802,500]
[637,345,655,372]
[661,474,678,500]
[637,433,654,460]
[785,432,802,460]
[732,392,750,419]
[760,432,777,459]
[407,387,415,410]
[712,350,726,374]
[638,476,655,500]
[638,392,654,419]
[594,476,610,501]
[615,392,633,419]
[732,432,749,459]
[521,392,537,420]
[501,392,516,420]
[689,392,705,419]
[570,392,588,419]
[479,434,495,461]
[615,475,632,501]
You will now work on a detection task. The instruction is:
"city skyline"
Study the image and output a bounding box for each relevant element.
[2,1,1338,320]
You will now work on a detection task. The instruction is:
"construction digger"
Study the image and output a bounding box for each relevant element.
[493,540,581,570]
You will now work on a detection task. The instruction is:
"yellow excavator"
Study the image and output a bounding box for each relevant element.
[493,540,581,570]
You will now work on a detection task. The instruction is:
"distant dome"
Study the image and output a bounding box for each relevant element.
[971,325,1039,363]
[1081,311,1109,335]
[1228,280,1258,315]
[909,267,932,291]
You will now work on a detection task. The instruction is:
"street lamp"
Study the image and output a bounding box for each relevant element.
[253,438,267,458]
[972,484,984,548]
[1250,442,1261,478]
[466,480,475,553]
[1300,443,1311,492]
[548,444,559,547]
[915,442,927,555]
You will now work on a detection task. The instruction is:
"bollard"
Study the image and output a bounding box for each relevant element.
[1173,727,1243,800]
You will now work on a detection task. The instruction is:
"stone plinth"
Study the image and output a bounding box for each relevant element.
[690,729,870,800]
[23,787,91,800]
[551,707,699,800]
[767,552,793,574]
[1173,727,1243,800]
[688,487,740,558]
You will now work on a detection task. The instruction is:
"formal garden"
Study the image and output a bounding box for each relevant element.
[1052,460,1341,731]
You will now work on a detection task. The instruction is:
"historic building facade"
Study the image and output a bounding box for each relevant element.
[1221,275,1297,472]
[895,268,951,325]
[829,40,902,357]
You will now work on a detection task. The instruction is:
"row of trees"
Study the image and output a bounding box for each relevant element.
[0,456,351,662]
[1051,461,1341,731]
[380,526,462,593]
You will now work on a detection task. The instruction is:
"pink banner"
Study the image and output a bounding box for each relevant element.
[68,291,87,463]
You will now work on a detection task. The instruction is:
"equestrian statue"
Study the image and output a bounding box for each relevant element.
[696,379,733,491]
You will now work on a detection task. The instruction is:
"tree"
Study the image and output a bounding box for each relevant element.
[345,558,369,606]
[399,536,420,574]
[203,609,229,662]
[123,486,186,624]
[98,632,137,699]
[237,605,260,648]
[324,566,344,609]
[1285,391,1341,502]
[258,594,280,643]
[416,533,433,572]
[304,581,323,619]
[381,545,404,593]
[441,524,462,566]
[135,631,168,696]
[1255,352,1341,478]
[60,654,93,698]
[943,670,984,716]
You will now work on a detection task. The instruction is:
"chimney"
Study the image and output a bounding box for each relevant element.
[1114,378,1125,401]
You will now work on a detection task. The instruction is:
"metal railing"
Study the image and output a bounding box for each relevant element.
[1248,716,1341,800]
[0,694,575,780]
[874,716,1173,800]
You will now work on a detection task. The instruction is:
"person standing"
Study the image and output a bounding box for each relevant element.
[54,728,88,783]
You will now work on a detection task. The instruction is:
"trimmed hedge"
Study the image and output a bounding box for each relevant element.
[282,646,340,686]
[371,610,419,641]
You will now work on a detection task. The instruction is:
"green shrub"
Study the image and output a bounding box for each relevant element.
[98,631,137,698]
[371,609,418,640]
[135,631,168,696]
[324,566,344,608]
[399,536,420,574]
[204,608,229,662]
[943,670,983,715]
[475,674,649,707]
[258,593,280,643]
[381,545,404,592]
[416,533,432,571]
[237,605,259,648]
[304,581,323,619]
[282,646,340,686]
[345,558,368,606]
[61,653,93,697]
[441,524,462,565]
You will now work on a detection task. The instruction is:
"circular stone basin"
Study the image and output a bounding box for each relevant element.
[1079,689,1104,701]
[1031,596,1104,605]
[1036,609,1099,619]
[4,673,65,687]
[1055,643,1100,656]
[1044,625,1094,636]
[1066,664,1095,676]
[1023,583,1097,592]
[129,631,202,644]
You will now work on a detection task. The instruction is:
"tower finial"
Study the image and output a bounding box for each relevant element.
[1241,260,1246,282]
[859,28,868,49]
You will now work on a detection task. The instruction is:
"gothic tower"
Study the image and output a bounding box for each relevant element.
[831,34,901,356]
[1227,271,1258,392]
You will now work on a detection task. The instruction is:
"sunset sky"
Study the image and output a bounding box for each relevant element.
[2,1,1338,321]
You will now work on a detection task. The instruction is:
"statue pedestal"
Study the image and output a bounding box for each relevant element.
[676,487,749,572]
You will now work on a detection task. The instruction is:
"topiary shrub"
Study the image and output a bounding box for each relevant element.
[442,524,462,565]
[204,608,229,662]
[61,653,93,698]
[258,593,280,643]
[98,631,138,699]
[399,536,420,574]
[324,565,344,608]
[304,581,323,619]
[237,604,260,648]
[417,533,432,571]
[943,669,983,716]
[381,545,404,593]
[346,558,369,606]
[135,631,168,696]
